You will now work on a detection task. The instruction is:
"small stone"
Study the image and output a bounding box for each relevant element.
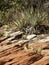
[27,34,36,40]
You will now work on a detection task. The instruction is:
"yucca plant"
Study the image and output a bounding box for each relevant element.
[13,8,48,34]
[13,10,32,32]
[35,11,48,25]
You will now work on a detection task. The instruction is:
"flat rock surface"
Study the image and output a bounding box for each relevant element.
[0,36,49,65]
[0,30,49,65]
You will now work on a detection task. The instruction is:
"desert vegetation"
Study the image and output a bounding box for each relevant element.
[0,0,49,65]
[0,0,49,33]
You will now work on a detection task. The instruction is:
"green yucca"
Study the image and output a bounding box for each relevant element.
[13,9,48,33]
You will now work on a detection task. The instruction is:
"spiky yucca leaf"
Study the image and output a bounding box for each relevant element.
[13,9,48,34]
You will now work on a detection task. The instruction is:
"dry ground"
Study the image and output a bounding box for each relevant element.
[0,36,49,65]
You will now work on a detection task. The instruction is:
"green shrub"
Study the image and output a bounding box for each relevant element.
[0,0,48,30]
[13,9,48,33]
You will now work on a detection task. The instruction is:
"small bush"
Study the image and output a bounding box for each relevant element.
[0,0,49,34]
[13,9,48,34]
